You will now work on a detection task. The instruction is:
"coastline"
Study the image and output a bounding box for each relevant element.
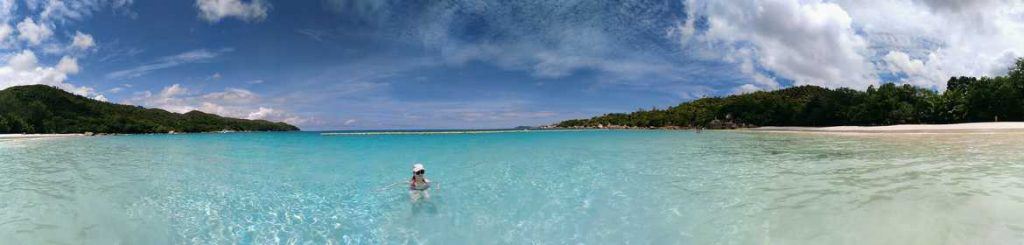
[321,129,586,136]
[7,122,1024,137]
[0,134,83,141]
[746,122,1024,134]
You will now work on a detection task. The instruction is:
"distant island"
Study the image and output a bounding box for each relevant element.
[556,59,1024,129]
[0,85,299,134]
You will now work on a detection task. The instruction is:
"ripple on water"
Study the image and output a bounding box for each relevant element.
[3,132,1024,243]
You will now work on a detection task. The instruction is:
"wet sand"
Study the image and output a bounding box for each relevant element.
[748,122,1024,134]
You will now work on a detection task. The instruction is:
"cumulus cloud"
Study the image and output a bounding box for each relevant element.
[195,0,269,23]
[695,0,875,89]
[881,50,939,88]
[56,56,79,74]
[676,0,1024,90]
[124,84,192,112]
[331,0,1015,95]
[71,31,95,50]
[0,24,12,43]
[244,107,309,124]
[16,17,53,46]
[835,0,1024,89]
[0,0,130,103]
[0,50,102,99]
[7,50,38,70]
[202,88,258,104]
[126,84,311,125]
[160,83,188,97]
[0,0,13,23]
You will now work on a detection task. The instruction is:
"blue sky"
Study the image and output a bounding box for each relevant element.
[0,0,1022,130]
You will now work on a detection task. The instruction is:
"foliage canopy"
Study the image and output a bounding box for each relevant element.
[558,58,1024,128]
[0,85,299,134]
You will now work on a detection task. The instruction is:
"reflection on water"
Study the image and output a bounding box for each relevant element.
[2,131,1024,243]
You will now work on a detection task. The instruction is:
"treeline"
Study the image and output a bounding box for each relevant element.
[0,85,300,134]
[558,58,1024,128]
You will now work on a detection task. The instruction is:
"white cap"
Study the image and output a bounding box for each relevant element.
[412,163,425,172]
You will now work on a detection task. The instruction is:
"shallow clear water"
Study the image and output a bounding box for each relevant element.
[3,131,1024,244]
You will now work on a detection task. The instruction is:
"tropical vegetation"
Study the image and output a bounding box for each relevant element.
[558,58,1024,128]
[0,85,299,134]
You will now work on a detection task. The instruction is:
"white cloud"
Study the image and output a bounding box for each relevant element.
[835,0,1024,89]
[0,0,130,104]
[677,0,1024,90]
[71,31,95,50]
[106,48,232,79]
[167,48,226,62]
[0,50,102,99]
[697,0,875,89]
[195,0,269,23]
[0,0,14,23]
[296,29,328,42]
[244,107,308,124]
[0,24,13,44]
[16,17,53,46]
[38,0,137,22]
[7,50,39,70]
[56,56,79,74]
[160,83,189,97]
[245,107,274,119]
[201,88,258,104]
[126,84,195,113]
[126,84,311,125]
[731,84,762,95]
[328,0,715,93]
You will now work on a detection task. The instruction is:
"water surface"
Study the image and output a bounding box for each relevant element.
[2,131,1024,244]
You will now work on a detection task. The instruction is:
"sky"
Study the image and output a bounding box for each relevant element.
[0,0,1021,130]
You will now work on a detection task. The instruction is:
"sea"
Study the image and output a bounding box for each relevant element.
[2,130,1024,244]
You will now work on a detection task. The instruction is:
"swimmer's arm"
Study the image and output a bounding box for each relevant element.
[376,181,410,192]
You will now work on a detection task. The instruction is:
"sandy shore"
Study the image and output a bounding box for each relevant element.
[748,122,1024,133]
[0,134,83,140]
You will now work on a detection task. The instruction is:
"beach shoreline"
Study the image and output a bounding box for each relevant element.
[0,134,83,141]
[746,122,1024,134]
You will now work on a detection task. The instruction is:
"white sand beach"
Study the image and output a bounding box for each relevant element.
[0,134,83,140]
[749,122,1024,134]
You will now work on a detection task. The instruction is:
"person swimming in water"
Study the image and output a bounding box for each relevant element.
[409,163,431,201]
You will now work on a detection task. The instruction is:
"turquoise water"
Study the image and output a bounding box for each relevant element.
[3,130,1024,244]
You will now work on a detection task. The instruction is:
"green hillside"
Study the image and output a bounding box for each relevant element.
[557,58,1024,129]
[0,85,299,134]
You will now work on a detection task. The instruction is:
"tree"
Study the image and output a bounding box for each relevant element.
[0,85,300,134]
[556,56,1024,128]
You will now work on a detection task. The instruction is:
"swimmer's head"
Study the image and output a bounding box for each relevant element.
[412,163,425,175]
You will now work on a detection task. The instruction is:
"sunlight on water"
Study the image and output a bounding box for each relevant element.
[2,131,1024,244]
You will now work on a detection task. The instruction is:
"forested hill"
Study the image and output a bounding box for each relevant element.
[0,85,300,134]
[557,58,1024,129]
